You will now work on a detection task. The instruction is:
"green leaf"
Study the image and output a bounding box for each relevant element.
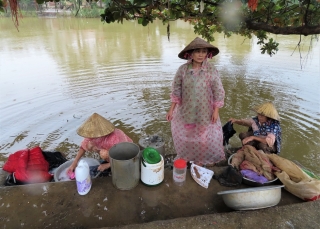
[105,0,112,6]
[138,18,143,24]
[113,11,121,19]
[142,18,149,26]
[279,0,286,7]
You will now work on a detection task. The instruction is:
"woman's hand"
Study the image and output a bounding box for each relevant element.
[166,109,174,121]
[211,108,219,123]
[97,163,110,172]
[100,149,110,162]
[243,135,267,145]
[67,147,86,173]
[229,118,237,124]
[67,162,77,173]
[166,103,176,122]
[242,136,255,145]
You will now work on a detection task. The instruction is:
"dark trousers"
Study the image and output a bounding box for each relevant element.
[239,131,276,154]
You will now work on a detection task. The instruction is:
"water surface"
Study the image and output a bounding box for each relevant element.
[0,18,319,175]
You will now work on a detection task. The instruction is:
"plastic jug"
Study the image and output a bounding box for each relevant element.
[173,159,187,186]
[75,159,92,195]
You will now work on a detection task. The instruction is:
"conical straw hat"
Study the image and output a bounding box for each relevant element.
[77,113,115,138]
[178,37,219,59]
[252,102,280,121]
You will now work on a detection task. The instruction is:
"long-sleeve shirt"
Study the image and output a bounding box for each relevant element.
[81,129,132,152]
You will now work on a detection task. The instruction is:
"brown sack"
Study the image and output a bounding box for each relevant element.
[275,171,320,201]
[267,154,310,182]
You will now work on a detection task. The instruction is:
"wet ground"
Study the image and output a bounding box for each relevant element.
[101,200,320,229]
[0,162,311,229]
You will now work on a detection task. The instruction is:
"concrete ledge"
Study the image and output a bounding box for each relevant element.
[0,167,314,229]
[100,201,320,229]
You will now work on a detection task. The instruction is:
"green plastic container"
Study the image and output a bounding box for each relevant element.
[141,147,161,166]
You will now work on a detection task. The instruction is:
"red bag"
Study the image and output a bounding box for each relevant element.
[3,146,52,183]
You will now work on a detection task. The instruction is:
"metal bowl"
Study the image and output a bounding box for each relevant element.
[54,158,100,182]
[217,185,284,210]
[228,153,278,186]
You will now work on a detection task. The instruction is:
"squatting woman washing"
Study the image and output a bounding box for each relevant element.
[67,113,132,173]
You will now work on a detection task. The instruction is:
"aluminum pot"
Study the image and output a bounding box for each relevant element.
[139,135,165,157]
[217,185,284,210]
[109,142,140,190]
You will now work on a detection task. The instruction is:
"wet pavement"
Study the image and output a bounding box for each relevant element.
[1,164,317,229]
[100,200,320,229]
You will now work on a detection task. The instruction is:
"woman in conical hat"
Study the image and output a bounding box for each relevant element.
[166,37,225,166]
[67,113,132,173]
[229,102,282,154]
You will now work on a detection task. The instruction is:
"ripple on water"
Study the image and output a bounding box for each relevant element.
[0,19,319,175]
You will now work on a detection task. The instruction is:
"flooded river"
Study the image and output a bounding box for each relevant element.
[0,18,319,175]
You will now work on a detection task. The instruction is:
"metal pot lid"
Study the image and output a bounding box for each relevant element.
[139,135,164,148]
[142,147,161,164]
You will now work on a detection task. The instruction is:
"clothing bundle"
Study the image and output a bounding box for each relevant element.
[230,145,280,184]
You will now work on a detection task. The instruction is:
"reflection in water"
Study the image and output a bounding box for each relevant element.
[0,18,319,174]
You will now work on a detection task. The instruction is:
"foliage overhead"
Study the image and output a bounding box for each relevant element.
[99,0,320,56]
[1,0,319,55]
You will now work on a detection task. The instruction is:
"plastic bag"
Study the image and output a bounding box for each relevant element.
[240,169,268,184]
[215,165,242,187]
[190,163,214,188]
[42,151,67,171]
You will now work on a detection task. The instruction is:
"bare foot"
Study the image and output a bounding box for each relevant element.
[203,163,215,168]
[97,163,110,172]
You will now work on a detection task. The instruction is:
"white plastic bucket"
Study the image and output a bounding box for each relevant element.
[141,155,164,186]
[75,160,92,195]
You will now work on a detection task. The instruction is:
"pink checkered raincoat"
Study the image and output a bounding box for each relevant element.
[170,60,225,165]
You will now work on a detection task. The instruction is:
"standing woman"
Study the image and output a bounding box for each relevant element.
[166,37,225,166]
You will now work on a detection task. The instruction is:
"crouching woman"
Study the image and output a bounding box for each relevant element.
[229,102,282,154]
[67,113,132,173]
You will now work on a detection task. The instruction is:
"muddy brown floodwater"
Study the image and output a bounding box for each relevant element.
[0,18,319,175]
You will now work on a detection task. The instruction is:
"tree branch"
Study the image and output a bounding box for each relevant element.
[203,0,218,7]
[246,20,320,35]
